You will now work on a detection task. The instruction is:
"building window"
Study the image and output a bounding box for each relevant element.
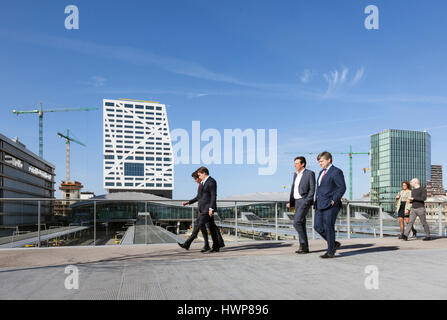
[124,163,144,176]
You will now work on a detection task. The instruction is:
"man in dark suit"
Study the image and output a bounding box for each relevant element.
[180,171,210,252]
[287,156,315,254]
[314,151,346,259]
[179,167,221,253]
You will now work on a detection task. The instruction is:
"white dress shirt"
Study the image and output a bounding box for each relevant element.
[293,169,306,199]
[318,164,332,186]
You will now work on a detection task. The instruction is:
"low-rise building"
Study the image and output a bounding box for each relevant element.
[0,134,55,226]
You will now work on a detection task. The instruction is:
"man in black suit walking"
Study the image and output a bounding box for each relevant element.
[287,157,315,254]
[179,167,221,253]
[180,171,210,252]
[314,152,346,259]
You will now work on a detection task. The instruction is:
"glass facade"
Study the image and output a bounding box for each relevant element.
[124,163,144,176]
[370,129,431,212]
[0,134,55,226]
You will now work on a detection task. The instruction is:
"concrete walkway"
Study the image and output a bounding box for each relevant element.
[1,238,447,299]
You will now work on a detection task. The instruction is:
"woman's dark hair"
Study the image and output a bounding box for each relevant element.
[402,181,411,190]
[192,171,199,179]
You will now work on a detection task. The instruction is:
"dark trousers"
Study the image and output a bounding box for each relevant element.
[184,212,219,249]
[199,223,210,248]
[293,198,310,248]
[314,205,340,255]
[209,216,225,248]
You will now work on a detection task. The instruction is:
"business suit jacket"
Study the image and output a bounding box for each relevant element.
[188,183,203,205]
[314,165,346,211]
[289,169,316,208]
[198,176,217,214]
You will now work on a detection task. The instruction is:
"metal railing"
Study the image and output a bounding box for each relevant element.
[0,198,445,249]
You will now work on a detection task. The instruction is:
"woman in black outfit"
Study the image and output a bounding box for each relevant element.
[395,181,416,238]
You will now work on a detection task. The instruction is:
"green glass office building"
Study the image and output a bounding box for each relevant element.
[370,129,431,212]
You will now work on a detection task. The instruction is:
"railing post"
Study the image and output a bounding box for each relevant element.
[312,206,315,240]
[347,202,351,240]
[191,207,194,230]
[438,203,443,237]
[145,214,148,245]
[37,200,41,248]
[235,201,238,243]
[145,202,148,245]
[93,200,96,246]
[379,203,383,238]
[275,202,278,241]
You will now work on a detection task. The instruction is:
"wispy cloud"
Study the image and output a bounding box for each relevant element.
[299,69,312,83]
[351,68,364,85]
[0,28,330,100]
[80,75,107,87]
[92,87,214,99]
[186,92,209,99]
[0,28,263,89]
[4,28,447,107]
[322,66,364,98]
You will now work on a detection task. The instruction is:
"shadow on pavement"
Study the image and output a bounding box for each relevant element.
[0,242,296,273]
[221,242,293,252]
[337,246,399,257]
[310,243,375,254]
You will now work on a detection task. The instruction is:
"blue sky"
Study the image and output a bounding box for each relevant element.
[1,0,447,199]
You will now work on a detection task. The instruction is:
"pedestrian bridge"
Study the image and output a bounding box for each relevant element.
[0,237,446,299]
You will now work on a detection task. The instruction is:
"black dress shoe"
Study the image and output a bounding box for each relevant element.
[201,246,211,252]
[335,241,341,250]
[401,235,408,241]
[422,237,432,241]
[296,244,310,254]
[178,242,189,250]
[320,253,335,259]
[206,248,220,253]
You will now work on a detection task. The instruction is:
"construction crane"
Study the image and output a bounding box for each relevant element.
[57,129,86,182]
[12,102,97,158]
[287,145,370,200]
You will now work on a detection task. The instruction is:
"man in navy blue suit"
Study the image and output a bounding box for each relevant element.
[314,152,346,258]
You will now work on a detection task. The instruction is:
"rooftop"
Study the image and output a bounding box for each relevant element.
[1,238,447,299]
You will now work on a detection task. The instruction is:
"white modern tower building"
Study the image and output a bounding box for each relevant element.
[103,98,174,198]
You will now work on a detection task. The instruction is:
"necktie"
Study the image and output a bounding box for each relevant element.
[319,169,327,185]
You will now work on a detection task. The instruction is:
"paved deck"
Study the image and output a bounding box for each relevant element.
[1,237,447,300]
